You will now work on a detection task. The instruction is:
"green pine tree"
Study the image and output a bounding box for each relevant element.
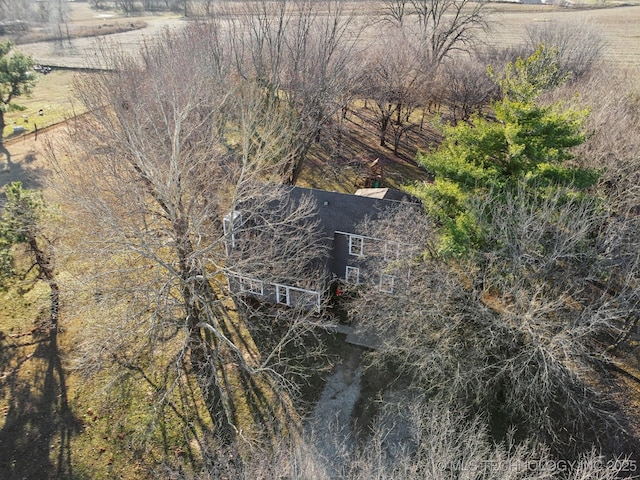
[0,41,36,168]
[408,45,598,256]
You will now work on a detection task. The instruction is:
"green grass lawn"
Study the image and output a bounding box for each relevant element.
[3,70,83,140]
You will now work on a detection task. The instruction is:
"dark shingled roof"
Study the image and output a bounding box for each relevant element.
[286,186,413,238]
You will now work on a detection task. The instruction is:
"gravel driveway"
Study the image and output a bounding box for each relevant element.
[304,348,363,478]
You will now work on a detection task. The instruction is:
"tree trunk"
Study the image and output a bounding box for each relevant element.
[0,108,10,169]
[28,237,59,332]
[393,131,401,155]
[0,109,5,144]
[380,115,389,147]
[189,329,236,443]
[284,137,314,186]
[175,216,237,443]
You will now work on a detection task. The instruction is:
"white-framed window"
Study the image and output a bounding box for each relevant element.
[239,276,263,296]
[274,283,321,311]
[276,284,290,306]
[345,266,360,285]
[379,274,395,293]
[291,288,322,311]
[223,210,242,253]
[384,241,400,261]
[349,235,364,256]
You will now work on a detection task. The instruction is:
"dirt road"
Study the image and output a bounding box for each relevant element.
[16,4,187,69]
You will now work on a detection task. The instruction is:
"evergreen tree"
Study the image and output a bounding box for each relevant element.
[0,41,36,169]
[408,45,598,256]
[0,182,58,330]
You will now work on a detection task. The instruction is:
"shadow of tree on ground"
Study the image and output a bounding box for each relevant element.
[0,144,45,209]
[0,324,81,479]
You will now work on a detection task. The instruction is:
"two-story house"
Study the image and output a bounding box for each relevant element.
[224,185,418,311]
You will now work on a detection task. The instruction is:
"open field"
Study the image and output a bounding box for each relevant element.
[15,3,185,69]
[2,70,81,140]
[484,2,640,68]
[12,1,640,70]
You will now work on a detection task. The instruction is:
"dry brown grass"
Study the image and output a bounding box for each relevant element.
[485,3,640,68]
[5,20,147,45]
[12,1,640,70]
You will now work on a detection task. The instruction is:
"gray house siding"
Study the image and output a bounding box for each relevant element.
[331,232,351,280]
[225,186,419,308]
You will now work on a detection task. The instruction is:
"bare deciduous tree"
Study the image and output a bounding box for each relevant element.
[0,0,36,23]
[346,193,640,459]
[561,68,640,215]
[230,0,366,184]
[364,30,424,152]
[48,0,70,46]
[438,55,499,122]
[349,399,633,480]
[116,0,136,16]
[383,0,411,25]
[89,0,108,9]
[555,66,640,352]
[366,0,489,152]
[405,0,489,66]
[49,23,330,452]
[525,20,605,82]
[159,398,635,479]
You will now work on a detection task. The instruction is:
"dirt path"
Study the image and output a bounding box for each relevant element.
[304,346,363,476]
[0,125,64,197]
[16,7,187,69]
